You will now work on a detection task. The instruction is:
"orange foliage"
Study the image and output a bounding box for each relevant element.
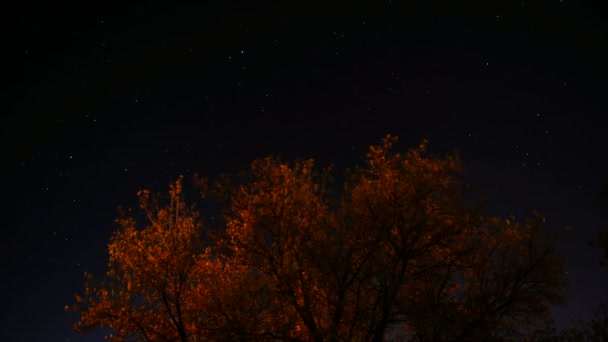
[69,135,567,341]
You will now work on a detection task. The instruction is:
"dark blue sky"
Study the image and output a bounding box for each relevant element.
[3,1,608,340]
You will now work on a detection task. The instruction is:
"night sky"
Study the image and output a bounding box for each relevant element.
[4,1,608,341]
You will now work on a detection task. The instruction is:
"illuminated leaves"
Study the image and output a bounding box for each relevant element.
[69,135,566,341]
[69,176,209,341]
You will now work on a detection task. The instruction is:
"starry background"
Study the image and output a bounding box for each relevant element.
[3,1,608,341]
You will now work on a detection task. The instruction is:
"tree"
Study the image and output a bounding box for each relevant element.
[407,213,564,341]
[69,135,567,341]
[67,178,210,341]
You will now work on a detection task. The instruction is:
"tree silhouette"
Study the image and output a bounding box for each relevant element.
[68,135,567,341]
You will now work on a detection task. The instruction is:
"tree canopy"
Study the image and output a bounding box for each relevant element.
[68,135,567,341]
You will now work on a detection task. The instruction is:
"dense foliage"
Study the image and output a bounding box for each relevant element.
[68,136,567,341]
